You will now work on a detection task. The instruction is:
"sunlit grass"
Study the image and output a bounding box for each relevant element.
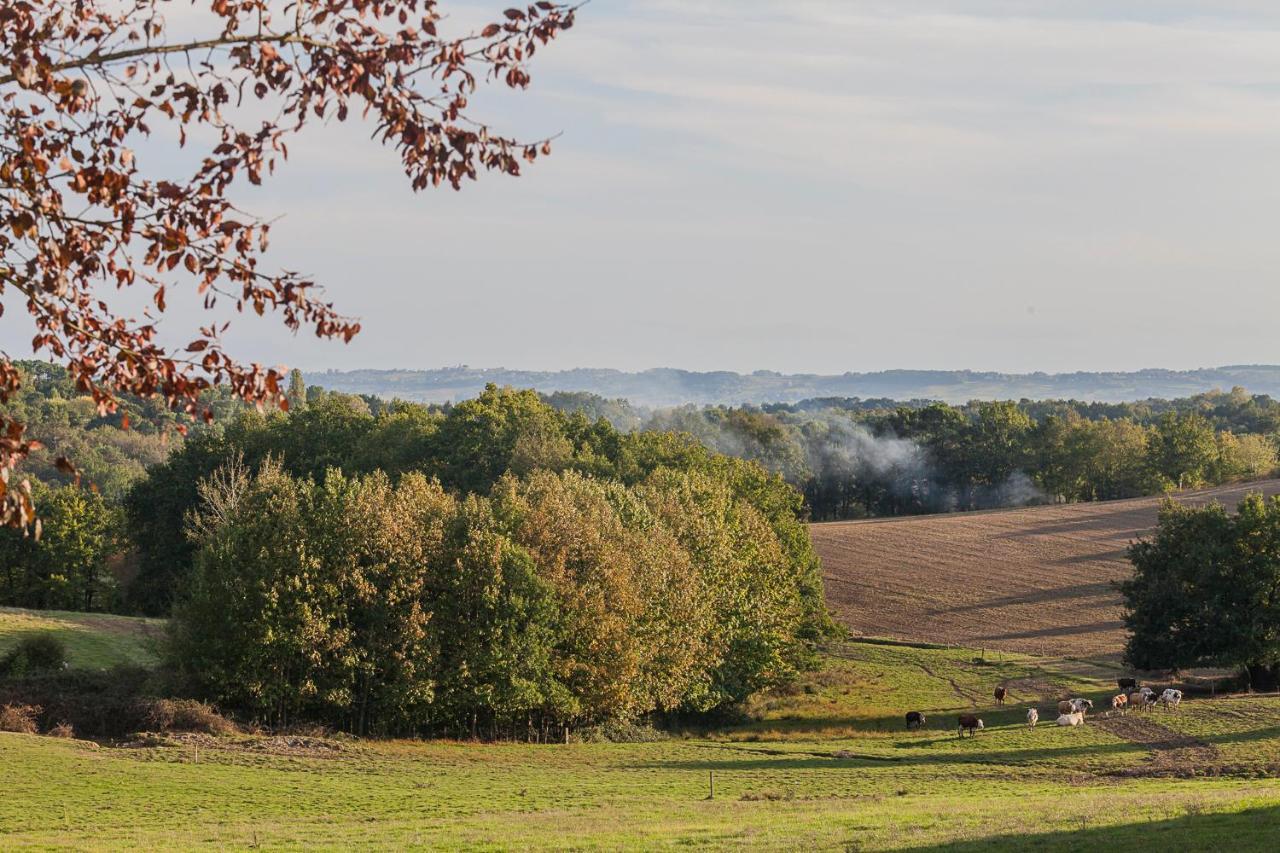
[0,606,160,669]
[5,636,1280,848]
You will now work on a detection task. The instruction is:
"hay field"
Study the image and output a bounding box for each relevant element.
[811,479,1280,660]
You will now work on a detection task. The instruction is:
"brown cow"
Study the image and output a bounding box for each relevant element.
[1128,691,1151,710]
[1111,694,1128,713]
[994,686,1007,706]
[958,714,984,737]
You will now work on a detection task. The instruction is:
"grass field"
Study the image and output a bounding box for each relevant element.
[11,488,1280,850]
[811,479,1280,659]
[0,606,160,669]
[7,639,1280,849]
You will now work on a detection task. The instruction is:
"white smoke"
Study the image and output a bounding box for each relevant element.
[640,406,1047,514]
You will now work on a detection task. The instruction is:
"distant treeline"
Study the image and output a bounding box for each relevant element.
[546,388,1280,521]
[5,361,1280,625]
[305,364,1280,407]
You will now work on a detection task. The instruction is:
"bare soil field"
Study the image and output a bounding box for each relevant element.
[811,479,1280,660]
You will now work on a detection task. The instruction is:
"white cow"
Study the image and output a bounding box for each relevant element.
[1067,698,1094,715]
[1056,711,1084,727]
[1027,708,1039,728]
[1159,689,1183,709]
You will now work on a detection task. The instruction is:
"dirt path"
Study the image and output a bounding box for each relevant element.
[1093,712,1220,776]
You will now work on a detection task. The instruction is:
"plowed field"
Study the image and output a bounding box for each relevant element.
[811,479,1280,659]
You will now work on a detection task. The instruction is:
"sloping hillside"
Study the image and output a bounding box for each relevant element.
[811,480,1280,660]
[0,607,160,669]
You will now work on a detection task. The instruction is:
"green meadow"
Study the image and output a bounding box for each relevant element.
[0,607,160,670]
[6,635,1280,850]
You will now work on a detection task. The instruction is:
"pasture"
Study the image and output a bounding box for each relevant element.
[0,606,160,670]
[811,479,1280,659]
[6,639,1280,849]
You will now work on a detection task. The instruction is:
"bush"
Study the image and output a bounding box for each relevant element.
[0,667,242,738]
[140,699,235,735]
[0,666,161,738]
[575,720,669,744]
[0,634,68,678]
[0,704,40,734]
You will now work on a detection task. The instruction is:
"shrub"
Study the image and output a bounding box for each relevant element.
[0,634,67,678]
[46,721,75,739]
[576,720,669,744]
[140,699,236,735]
[0,666,161,738]
[0,704,40,734]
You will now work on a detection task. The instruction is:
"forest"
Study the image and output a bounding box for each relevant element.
[4,361,1279,625]
[1,365,832,732]
[551,387,1280,520]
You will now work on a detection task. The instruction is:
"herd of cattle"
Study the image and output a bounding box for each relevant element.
[903,679,1186,737]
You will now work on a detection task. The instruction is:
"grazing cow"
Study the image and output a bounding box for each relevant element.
[1056,711,1084,727]
[1139,686,1155,700]
[1111,694,1128,713]
[994,686,1007,706]
[1159,689,1183,710]
[1118,677,1137,692]
[1128,691,1152,710]
[957,715,984,737]
[1067,698,1094,716]
[1026,708,1039,728]
[905,711,927,731]
[1057,700,1073,716]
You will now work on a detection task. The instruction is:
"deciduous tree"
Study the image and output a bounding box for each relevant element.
[1122,494,1280,690]
[0,0,579,526]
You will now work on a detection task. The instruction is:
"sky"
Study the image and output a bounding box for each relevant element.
[14,1,1280,376]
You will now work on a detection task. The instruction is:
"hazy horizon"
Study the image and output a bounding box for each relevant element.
[299,362,1280,376]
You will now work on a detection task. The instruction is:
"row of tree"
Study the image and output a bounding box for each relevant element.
[2,381,833,730]
[169,461,818,734]
[120,381,829,727]
[620,399,1278,520]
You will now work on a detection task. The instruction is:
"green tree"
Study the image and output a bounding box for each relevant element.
[1122,494,1280,690]
[286,369,308,414]
[429,385,575,493]
[0,485,122,611]
[167,460,355,726]
[431,493,569,738]
[1150,412,1218,489]
[1212,432,1278,482]
[964,401,1035,495]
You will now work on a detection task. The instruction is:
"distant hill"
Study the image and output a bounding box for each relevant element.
[302,365,1280,406]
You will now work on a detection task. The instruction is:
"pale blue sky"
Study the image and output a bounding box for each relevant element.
[13,1,1280,375]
